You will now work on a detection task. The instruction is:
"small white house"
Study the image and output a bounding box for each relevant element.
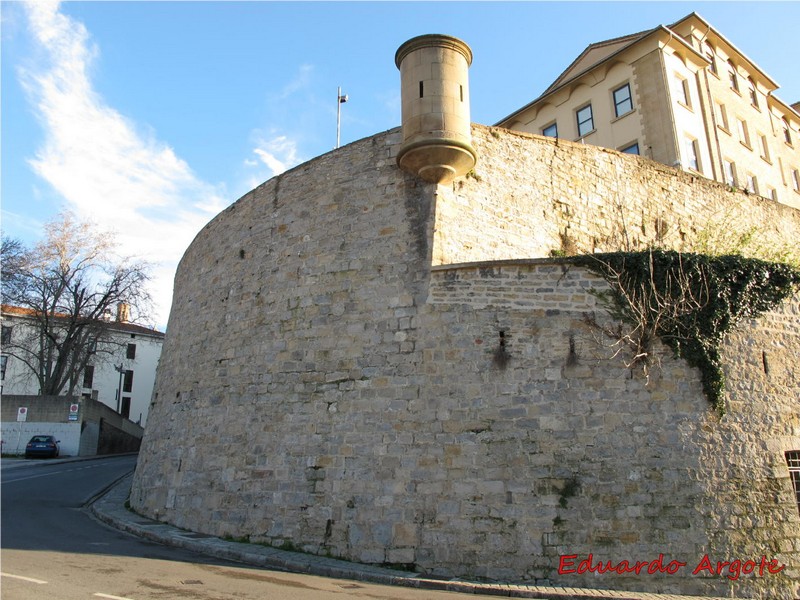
[1,304,164,426]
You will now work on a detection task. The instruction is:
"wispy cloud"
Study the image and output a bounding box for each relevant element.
[240,64,316,185]
[276,64,314,100]
[252,134,302,178]
[18,1,227,327]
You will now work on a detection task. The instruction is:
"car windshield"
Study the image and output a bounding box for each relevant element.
[30,436,51,443]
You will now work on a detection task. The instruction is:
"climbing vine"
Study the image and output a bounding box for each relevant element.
[573,250,800,412]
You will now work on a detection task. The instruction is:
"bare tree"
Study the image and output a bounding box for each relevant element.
[1,211,151,396]
[577,250,800,412]
[581,251,709,381]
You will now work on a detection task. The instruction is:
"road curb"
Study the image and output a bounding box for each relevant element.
[2,452,139,469]
[89,475,736,600]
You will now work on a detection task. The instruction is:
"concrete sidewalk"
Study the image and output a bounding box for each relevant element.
[88,474,735,600]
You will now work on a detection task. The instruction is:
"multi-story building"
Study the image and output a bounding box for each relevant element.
[1,304,164,426]
[496,12,800,210]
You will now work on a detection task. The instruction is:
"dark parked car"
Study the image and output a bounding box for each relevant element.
[24,435,60,458]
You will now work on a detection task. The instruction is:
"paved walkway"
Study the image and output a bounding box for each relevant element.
[85,467,737,600]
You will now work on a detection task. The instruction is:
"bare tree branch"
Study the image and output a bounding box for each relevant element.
[1,211,152,396]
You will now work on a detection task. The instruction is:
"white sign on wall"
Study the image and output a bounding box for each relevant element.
[69,404,79,422]
[17,407,28,422]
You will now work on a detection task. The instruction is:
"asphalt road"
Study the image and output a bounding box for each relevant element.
[1,456,501,600]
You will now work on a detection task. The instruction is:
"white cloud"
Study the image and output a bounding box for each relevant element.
[252,134,302,178]
[18,1,228,328]
[237,62,318,184]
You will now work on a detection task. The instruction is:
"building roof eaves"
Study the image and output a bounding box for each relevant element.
[768,94,800,122]
[495,11,790,128]
[494,25,671,126]
[670,12,779,90]
[1,304,165,339]
[108,322,166,339]
[541,28,656,96]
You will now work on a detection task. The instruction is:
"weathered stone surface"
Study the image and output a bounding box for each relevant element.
[131,125,800,599]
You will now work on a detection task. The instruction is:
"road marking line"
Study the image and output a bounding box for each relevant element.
[2,471,65,483]
[94,594,134,600]
[1,572,48,584]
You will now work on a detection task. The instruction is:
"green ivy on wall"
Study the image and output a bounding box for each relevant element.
[574,250,800,412]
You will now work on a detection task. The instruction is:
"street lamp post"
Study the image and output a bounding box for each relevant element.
[336,86,348,149]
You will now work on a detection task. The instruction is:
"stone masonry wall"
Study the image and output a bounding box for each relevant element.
[131,126,800,598]
[426,261,800,598]
[432,125,800,266]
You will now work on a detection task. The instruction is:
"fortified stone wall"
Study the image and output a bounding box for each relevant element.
[131,126,800,598]
[427,261,799,597]
[433,126,800,266]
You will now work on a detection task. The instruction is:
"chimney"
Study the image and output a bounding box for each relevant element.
[116,302,130,323]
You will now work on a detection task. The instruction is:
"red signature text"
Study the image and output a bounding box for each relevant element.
[558,553,786,581]
[692,554,785,581]
[558,553,686,576]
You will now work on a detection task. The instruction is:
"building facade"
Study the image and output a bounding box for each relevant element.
[1,305,164,426]
[496,13,800,210]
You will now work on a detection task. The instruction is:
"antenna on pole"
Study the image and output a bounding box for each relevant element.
[336,86,348,149]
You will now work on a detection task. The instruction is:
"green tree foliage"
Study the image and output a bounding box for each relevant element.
[575,250,800,411]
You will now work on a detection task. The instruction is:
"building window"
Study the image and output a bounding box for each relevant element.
[768,188,778,202]
[621,142,640,155]
[542,122,558,138]
[784,118,793,145]
[747,77,758,108]
[715,102,729,131]
[727,60,739,92]
[675,75,691,107]
[126,343,137,360]
[745,174,758,195]
[121,397,131,419]
[1,355,7,381]
[1,325,12,345]
[576,104,594,138]
[737,118,750,148]
[83,365,94,389]
[725,161,736,186]
[793,169,800,192]
[613,83,633,117]
[787,451,800,516]
[724,160,737,187]
[704,41,717,74]
[123,369,134,393]
[684,137,700,172]
[759,135,770,162]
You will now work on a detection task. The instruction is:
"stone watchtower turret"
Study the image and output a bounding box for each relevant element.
[395,34,477,184]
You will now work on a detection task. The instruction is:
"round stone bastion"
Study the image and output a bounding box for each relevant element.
[131,124,800,599]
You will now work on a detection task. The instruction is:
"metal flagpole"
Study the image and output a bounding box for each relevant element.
[337,87,348,148]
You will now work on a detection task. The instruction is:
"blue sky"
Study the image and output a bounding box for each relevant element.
[3,1,799,328]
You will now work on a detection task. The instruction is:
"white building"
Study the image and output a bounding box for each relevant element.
[1,305,164,426]
[496,12,800,210]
